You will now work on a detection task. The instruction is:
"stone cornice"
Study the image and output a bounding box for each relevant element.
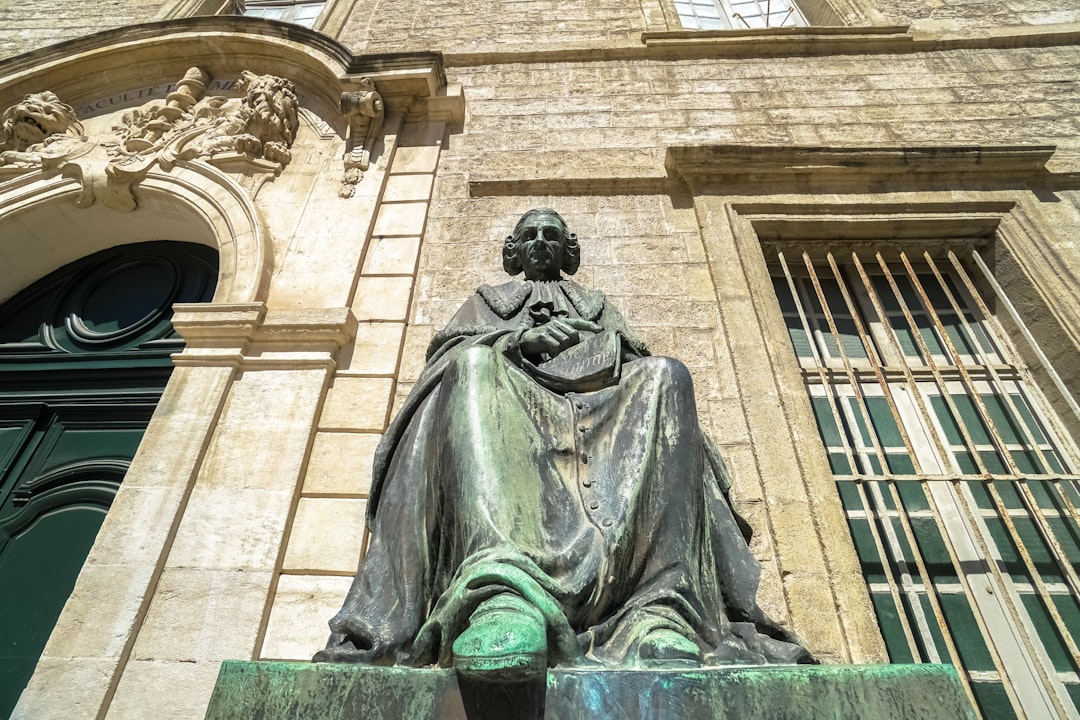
[468,146,1080,197]
[441,21,1080,66]
[0,17,351,79]
[666,145,1079,193]
[171,302,357,369]
[640,22,1080,58]
[641,24,915,57]
[0,17,462,124]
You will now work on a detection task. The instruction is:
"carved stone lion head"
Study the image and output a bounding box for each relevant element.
[1,91,82,152]
[235,70,299,147]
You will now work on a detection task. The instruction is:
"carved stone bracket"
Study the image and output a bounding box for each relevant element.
[339,78,384,198]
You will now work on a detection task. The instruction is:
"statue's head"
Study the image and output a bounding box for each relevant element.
[503,208,580,280]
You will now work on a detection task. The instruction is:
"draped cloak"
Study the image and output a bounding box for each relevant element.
[317,278,811,667]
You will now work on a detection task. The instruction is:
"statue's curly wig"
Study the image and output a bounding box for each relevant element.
[502,208,580,277]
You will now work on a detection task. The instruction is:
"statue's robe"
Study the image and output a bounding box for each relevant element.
[317,279,811,667]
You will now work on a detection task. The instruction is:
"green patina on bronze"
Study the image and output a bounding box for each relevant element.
[316,209,811,681]
[204,661,977,719]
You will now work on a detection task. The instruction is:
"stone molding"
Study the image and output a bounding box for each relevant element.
[439,21,1080,66]
[0,22,463,215]
[641,24,914,56]
[0,20,459,124]
[468,146,1077,198]
[1,67,299,210]
[0,162,271,306]
[667,145,1069,193]
[172,303,358,370]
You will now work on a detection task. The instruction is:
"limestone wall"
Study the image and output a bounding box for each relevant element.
[4,7,1080,720]
[445,47,1080,152]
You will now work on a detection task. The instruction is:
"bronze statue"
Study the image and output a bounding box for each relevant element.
[316,209,812,680]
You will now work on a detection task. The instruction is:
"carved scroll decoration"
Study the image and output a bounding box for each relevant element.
[104,68,300,205]
[1,69,301,211]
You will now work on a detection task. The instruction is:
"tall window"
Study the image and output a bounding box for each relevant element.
[675,0,807,29]
[769,243,1080,720]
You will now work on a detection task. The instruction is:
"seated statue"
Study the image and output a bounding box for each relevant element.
[315,208,812,679]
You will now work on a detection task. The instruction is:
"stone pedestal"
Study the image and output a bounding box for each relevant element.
[204,661,975,719]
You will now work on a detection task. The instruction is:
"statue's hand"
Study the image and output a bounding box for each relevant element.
[519,317,602,361]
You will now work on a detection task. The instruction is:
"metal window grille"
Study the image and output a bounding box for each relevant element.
[674,0,807,30]
[768,243,1080,720]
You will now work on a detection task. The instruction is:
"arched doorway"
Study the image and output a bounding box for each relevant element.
[0,240,218,717]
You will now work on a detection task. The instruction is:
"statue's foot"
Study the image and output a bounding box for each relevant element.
[452,594,547,681]
[638,628,702,666]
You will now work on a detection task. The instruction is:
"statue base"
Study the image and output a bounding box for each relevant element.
[203,661,975,719]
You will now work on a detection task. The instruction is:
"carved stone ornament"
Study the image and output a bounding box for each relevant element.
[339,77,384,198]
[0,91,90,169]
[0,69,300,211]
[104,68,300,204]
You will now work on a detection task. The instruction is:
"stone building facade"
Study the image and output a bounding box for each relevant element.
[1,1,1078,718]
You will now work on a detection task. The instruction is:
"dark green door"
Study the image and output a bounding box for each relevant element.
[0,241,217,718]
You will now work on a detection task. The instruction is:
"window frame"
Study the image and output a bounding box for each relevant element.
[767,238,1080,720]
[237,0,329,28]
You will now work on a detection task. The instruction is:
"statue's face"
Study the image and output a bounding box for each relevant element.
[515,214,566,281]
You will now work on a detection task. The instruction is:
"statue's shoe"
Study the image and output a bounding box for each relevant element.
[638,627,702,666]
[452,594,548,681]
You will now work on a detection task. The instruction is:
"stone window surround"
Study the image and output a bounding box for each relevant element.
[666,142,1080,667]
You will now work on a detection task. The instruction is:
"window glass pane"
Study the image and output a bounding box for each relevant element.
[837,481,863,509]
[870,592,916,663]
[991,480,1025,510]
[244,6,282,18]
[1050,594,1080,652]
[941,592,996,671]
[771,255,1080,719]
[917,593,949,661]
[811,396,843,447]
[680,0,806,30]
[911,515,956,581]
[1027,480,1066,511]
[985,516,1062,584]
[847,517,885,581]
[971,682,1020,720]
[1067,684,1080,717]
[291,3,323,25]
[896,480,929,512]
[865,397,903,447]
[1021,594,1079,673]
[1047,517,1080,562]
[785,316,813,358]
[244,0,324,26]
[868,481,896,511]
[915,313,944,356]
[885,453,916,475]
